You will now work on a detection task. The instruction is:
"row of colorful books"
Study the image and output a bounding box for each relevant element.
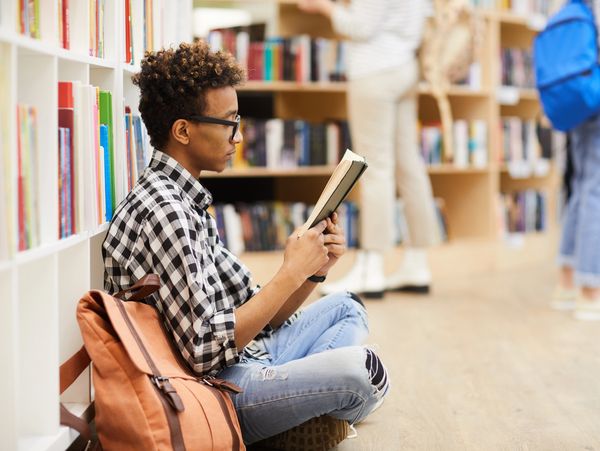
[501,48,534,89]
[208,201,359,254]
[88,0,106,57]
[56,82,152,240]
[18,0,105,56]
[499,190,547,234]
[208,198,448,254]
[233,119,351,169]
[18,0,40,39]
[501,117,552,164]
[125,0,154,64]
[58,81,115,239]
[420,120,488,168]
[124,107,151,192]
[2,90,150,254]
[207,31,348,83]
[124,0,190,65]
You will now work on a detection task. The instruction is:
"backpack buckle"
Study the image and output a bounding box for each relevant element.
[151,375,168,389]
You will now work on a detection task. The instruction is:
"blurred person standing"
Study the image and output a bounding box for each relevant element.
[553,0,600,320]
[298,0,440,298]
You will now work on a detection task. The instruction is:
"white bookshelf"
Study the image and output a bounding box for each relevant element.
[0,1,192,450]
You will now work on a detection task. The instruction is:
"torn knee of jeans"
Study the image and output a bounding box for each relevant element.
[258,367,288,381]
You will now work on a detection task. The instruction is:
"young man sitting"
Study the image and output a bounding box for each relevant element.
[102,40,389,448]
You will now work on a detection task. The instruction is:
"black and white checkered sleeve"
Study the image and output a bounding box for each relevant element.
[141,202,239,375]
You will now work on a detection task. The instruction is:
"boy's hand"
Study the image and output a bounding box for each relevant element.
[315,212,346,276]
[281,220,330,286]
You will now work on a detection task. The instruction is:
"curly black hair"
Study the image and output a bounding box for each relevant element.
[132,40,246,151]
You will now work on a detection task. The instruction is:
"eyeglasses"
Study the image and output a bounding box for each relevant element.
[187,114,241,141]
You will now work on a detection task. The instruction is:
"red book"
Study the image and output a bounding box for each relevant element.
[62,0,70,49]
[58,81,73,108]
[125,0,132,63]
[248,42,264,81]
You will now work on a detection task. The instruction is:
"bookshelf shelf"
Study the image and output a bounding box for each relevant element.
[204,165,337,178]
[239,80,347,93]
[238,81,491,97]
[0,1,193,449]
[418,83,490,98]
[123,63,142,74]
[491,10,547,31]
[427,165,490,175]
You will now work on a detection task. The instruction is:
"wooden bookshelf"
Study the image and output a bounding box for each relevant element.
[199,1,560,243]
[0,1,193,450]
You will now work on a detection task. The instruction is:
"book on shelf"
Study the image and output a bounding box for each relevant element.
[299,149,367,235]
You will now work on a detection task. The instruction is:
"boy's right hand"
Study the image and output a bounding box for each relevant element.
[281,220,329,285]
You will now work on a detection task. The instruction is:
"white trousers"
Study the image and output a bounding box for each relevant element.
[348,58,439,251]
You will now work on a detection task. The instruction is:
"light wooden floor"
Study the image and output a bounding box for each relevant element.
[243,247,600,450]
[334,262,600,451]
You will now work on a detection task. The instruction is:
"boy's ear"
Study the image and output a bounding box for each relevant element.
[171,119,190,145]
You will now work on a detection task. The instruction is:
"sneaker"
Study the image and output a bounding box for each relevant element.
[320,251,385,299]
[573,295,600,321]
[550,286,578,311]
[384,267,431,294]
[249,416,350,451]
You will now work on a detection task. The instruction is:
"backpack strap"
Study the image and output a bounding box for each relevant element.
[59,346,102,450]
[60,346,90,394]
[114,274,161,301]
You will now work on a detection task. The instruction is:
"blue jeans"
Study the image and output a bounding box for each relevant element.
[559,115,600,287]
[216,292,387,444]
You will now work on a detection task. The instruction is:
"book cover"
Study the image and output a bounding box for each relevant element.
[299,149,367,235]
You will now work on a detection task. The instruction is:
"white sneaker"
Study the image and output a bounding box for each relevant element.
[385,248,431,294]
[385,268,431,293]
[574,296,600,321]
[319,251,385,299]
[550,286,578,311]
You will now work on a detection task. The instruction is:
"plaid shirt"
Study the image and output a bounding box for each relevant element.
[103,150,266,375]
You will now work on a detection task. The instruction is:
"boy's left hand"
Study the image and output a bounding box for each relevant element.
[315,212,346,276]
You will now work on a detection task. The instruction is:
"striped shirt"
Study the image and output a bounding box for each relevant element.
[103,150,267,376]
[331,0,432,80]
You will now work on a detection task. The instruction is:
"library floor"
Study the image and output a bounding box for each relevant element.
[244,249,600,450]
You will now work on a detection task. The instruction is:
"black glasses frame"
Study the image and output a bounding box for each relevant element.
[188,114,241,140]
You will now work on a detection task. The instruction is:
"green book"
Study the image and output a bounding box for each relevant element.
[99,91,115,211]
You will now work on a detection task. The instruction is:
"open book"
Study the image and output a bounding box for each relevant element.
[299,149,368,235]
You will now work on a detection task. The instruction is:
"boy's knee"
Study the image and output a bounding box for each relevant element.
[347,291,365,308]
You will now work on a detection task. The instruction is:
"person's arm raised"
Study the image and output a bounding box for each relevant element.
[233,220,329,348]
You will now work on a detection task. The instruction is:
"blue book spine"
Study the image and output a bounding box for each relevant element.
[100,125,113,221]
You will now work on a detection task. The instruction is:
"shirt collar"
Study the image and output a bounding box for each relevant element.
[149,150,213,210]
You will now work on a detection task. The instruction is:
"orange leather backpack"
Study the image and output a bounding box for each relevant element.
[74,274,245,450]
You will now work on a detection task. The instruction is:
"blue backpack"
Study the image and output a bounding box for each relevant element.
[534,0,600,131]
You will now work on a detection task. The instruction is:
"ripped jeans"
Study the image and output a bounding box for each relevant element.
[216,292,387,444]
